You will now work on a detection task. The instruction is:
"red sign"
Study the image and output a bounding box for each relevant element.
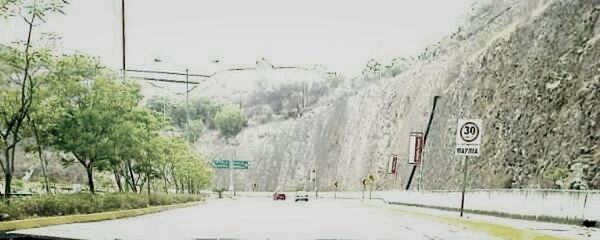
[408,132,424,165]
[415,135,423,164]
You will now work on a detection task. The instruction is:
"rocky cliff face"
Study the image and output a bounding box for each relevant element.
[203,0,599,191]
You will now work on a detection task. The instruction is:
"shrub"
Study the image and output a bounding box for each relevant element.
[0,192,202,221]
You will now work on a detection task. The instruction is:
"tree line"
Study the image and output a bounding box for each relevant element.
[0,0,216,197]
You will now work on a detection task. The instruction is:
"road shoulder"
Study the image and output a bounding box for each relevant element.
[365,200,598,240]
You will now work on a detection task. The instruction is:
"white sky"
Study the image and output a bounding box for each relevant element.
[0,0,472,76]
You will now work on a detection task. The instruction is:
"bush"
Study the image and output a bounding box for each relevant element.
[0,192,202,221]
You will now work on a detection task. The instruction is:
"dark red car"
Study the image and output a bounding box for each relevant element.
[273,192,286,200]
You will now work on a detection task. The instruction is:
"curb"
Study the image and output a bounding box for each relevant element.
[0,201,202,232]
[366,201,576,240]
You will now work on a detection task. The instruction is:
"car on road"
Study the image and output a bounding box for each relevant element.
[273,192,286,200]
[295,191,309,202]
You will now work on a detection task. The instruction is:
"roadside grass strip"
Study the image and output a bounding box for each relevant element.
[364,201,574,240]
[0,201,202,232]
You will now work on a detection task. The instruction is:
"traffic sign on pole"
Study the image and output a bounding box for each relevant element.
[455,119,483,156]
[455,119,483,217]
[232,160,249,169]
[212,160,230,169]
[408,132,424,164]
[212,160,249,169]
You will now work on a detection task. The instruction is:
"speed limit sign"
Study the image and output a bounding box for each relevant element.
[456,119,483,156]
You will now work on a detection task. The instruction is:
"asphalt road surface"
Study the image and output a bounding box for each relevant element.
[14,198,499,240]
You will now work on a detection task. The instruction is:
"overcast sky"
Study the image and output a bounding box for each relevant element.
[0,0,472,76]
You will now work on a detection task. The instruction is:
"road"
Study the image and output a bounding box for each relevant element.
[14,198,500,240]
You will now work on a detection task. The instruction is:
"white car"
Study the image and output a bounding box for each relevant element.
[295,191,309,202]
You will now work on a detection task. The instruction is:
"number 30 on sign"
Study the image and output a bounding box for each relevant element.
[455,119,483,156]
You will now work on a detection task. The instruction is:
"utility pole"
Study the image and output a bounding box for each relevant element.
[185,68,190,140]
[121,0,126,81]
[162,99,167,122]
[302,81,305,111]
[229,150,234,197]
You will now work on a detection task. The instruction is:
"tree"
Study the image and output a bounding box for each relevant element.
[214,105,245,138]
[0,0,67,198]
[53,77,141,194]
[190,97,220,129]
[184,119,203,143]
[145,95,170,117]
[166,137,212,193]
[21,53,99,194]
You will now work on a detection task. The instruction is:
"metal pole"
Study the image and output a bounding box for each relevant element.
[162,100,167,122]
[121,0,126,76]
[314,169,318,199]
[229,150,233,196]
[362,185,365,200]
[233,149,236,197]
[418,161,423,190]
[185,68,190,127]
[302,81,305,111]
[460,156,468,217]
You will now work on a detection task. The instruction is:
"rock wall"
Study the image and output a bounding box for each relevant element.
[204,0,599,191]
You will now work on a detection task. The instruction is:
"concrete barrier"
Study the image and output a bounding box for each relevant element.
[383,189,600,223]
[234,189,599,224]
[234,191,383,200]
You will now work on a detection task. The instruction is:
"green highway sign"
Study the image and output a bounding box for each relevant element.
[212,160,230,169]
[233,160,249,169]
[212,159,249,169]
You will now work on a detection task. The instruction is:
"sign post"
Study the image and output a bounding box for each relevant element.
[455,119,482,217]
[211,159,249,197]
[460,156,468,217]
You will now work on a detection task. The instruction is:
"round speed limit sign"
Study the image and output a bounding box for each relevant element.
[456,119,483,156]
[459,122,480,143]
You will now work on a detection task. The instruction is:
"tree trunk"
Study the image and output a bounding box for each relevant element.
[36,148,50,193]
[113,168,123,192]
[170,167,178,193]
[126,159,137,192]
[174,179,179,193]
[3,149,10,198]
[122,164,130,192]
[3,144,17,199]
[2,147,10,198]
[85,165,95,194]
[138,176,146,194]
[31,119,50,193]
[163,174,169,193]
[146,173,151,196]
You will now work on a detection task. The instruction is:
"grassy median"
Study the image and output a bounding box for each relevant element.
[0,193,204,231]
[0,201,200,231]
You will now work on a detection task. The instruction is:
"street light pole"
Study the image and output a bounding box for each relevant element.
[121,0,126,81]
[229,149,234,195]
[185,68,190,140]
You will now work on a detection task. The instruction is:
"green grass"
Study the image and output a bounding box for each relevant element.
[365,202,575,240]
[0,192,202,220]
[0,201,201,231]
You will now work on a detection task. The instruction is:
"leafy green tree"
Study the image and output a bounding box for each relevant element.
[53,77,141,194]
[184,119,204,143]
[0,0,67,198]
[190,97,220,129]
[145,95,170,117]
[21,53,100,193]
[214,105,246,138]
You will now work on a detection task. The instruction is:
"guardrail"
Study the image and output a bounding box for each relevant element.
[234,189,599,224]
[383,190,600,224]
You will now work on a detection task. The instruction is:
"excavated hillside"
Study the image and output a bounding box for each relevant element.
[203,0,599,191]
